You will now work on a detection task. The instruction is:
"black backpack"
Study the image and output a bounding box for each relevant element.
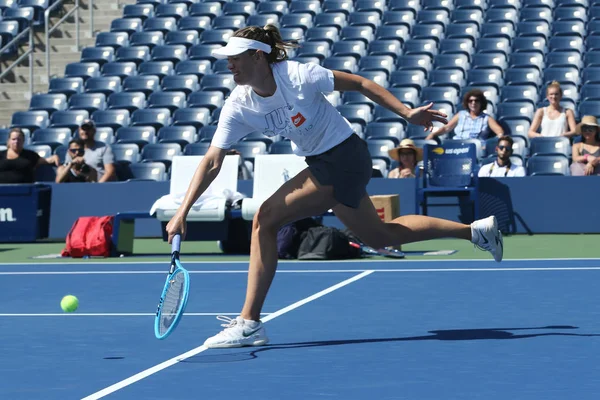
[276,217,322,259]
[297,226,362,260]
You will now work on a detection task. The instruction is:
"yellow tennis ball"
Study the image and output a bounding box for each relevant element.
[61,295,79,313]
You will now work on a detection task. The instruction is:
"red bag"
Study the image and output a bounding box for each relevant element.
[61,216,114,258]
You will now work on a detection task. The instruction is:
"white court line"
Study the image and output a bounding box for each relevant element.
[4,267,600,276]
[0,313,271,317]
[3,257,600,266]
[81,270,374,400]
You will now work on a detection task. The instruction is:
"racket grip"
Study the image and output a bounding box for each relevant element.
[172,234,181,253]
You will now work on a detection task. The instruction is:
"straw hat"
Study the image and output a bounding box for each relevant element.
[577,115,600,134]
[388,138,423,162]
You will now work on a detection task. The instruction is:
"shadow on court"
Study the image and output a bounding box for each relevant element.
[183,325,600,364]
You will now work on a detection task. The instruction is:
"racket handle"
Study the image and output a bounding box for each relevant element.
[172,234,181,253]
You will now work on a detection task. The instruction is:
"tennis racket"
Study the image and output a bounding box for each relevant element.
[349,242,405,259]
[154,234,190,340]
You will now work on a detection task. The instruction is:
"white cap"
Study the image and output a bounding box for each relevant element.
[212,37,272,59]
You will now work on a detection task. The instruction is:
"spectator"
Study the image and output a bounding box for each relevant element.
[0,128,60,184]
[478,136,526,177]
[570,115,600,176]
[55,138,99,183]
[64,119,116,182]
[426,89,504,142]
[528,81,577,138]
[387,138,422,178]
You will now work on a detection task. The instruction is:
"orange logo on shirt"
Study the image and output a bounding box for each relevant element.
[291,112,306,127]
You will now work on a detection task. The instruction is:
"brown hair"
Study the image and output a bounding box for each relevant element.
[462,89,488,111]
[233,24,299,64]
[546,80,563,96]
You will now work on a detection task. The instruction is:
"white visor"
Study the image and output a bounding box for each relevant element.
[212,37,272,59]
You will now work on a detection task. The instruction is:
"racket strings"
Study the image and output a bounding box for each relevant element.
[158,272,186,335]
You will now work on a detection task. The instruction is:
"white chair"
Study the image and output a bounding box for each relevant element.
[241,154,308,221]
[153,154,241,222]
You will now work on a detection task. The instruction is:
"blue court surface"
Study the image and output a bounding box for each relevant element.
[2,258,600,400]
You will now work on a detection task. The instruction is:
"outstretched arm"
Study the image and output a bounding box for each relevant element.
[165,146,228,242]
[332,70,448,131]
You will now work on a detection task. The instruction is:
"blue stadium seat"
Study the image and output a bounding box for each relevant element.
[175,59,212,79]
[24,144,52,159]
[549,36,584,53]
[505,67,542,87]
[390,70,427,91]
[151,44,188,64]
[243,131,279,146]
[411,24,444,41]
[580,84,600,101]
[247,14,280,27]
[156,4,189,20]
[222,1,256,18]
[64,62,101,81]
[199,125,218,142]
[116,126,157,148]
[332,40,367,59]
[500,119,531,137]
[93,127,115,145]
[128,162,168,181]
[165,30,199,49]
[365,138,395,166]
[416,10,449,26]
[476,37,511,56]
[516,21,550,39]
[81,47,115,66]
[471,53,508,72]
[162,74,199,94]
[3,7,34,31]
[365,122,405,145]
[433,53,470,73]
[529,136,571,157]
[582,67,600,84]
[545,51,582,69]
[130,108,171,130]
[107,92,147,113]
[508,52,545,70]
[342,91,376,107]
[314,12,347,30]
[340,25,375,45]
[140,143,182,168]
[122,75,161,96]
[289,0,322,16]
[110,18,143,35]
[200,29,235,45]
[359,55,395,75]
[336,104,373,127]
[91,109,131,131]
[190,2,222,19]
[31,128,71,151]
[305,26,339,44]
[129,31,164,50]
[123,4,155,21]
[68,93,107,114]
[112,143,141,164]
[543,66,581,87]
[85,76,123,97]
[95,32,129,50]
[143,17,178,35]
[200,73,235,95]
[403,38,438,57]
[49,110,88,131]
[138,60,174,80]
[9,111,45,133]
[281,13,314,31]
[186,91,223,112]
[500,85,540,105]
[29,94,67,115]
[183,142,211,155]
[157,126,198,146]
[116,46,151,66]
[147,91,186,112]
[231,141,269,170]
[296,41,331,60]
[178,16,213,35]
[526,155,570,176]
[467,69,504,89]
[428,69,465,90]
[348,10,382,30]
[101,62,138,80]
[496,102,536,123]
[172,107,211,129]
[421,86,459,107]
[367,39,402,60]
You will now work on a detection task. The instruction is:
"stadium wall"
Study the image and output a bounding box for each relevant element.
[40,176,600,239]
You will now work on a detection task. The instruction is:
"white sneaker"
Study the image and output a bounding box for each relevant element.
[471,216,503,262]
[203,316,269,349]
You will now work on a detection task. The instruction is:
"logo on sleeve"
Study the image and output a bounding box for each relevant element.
[291,112,306,127]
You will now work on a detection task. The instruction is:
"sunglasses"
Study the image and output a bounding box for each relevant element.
[468,99,481,103]
[497,145,512,151]
[69,148,84,154]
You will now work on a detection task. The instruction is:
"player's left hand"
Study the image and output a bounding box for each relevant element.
[406,102,448,132]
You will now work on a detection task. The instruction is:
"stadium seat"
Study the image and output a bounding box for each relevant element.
[129,162,168,181]
[115,126,157,148]
[29,94,68,115]
[31,128,72,151]
[157,126,198,146]
[48,77,85,97]
[184,142,211,155]
[101,62,138,80]
[172,107,212,129]
[68,93,107,114]
[529,136,571,157]
[526,155,570,176]
[107,92,147,113]
[91,109,131,131]
[112,143,141,164]
[130,108,172,130]
[269,140,294,154]
[140,143,182,168]
[49,110,88,132]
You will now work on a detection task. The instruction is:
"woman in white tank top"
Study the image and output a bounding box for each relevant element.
[528,81,577,138]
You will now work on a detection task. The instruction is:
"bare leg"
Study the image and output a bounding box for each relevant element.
[334,195,471,249]
[241,168,338,321]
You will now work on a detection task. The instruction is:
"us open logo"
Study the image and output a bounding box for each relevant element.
[0,208,17,222]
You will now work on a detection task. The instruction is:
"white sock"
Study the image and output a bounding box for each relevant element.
[470,224,479,244]
[244,319,260,328]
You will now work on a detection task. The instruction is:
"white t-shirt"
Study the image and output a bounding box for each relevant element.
[478,161,526,177]
[210,60,354,156]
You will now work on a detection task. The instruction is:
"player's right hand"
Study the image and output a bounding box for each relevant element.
[166,212,187,244]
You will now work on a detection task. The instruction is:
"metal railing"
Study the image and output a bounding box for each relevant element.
[0,22,35,98]
[45,0,80,85]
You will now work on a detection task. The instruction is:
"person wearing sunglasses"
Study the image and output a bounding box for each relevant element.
[478,136,525,177]
[62,119,116,182]
[426,89,504,142]
[55,139,98,183]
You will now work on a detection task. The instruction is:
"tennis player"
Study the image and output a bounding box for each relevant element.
[166,25,503,348]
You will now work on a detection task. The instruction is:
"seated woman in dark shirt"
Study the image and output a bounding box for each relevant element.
[0,128,60,184]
